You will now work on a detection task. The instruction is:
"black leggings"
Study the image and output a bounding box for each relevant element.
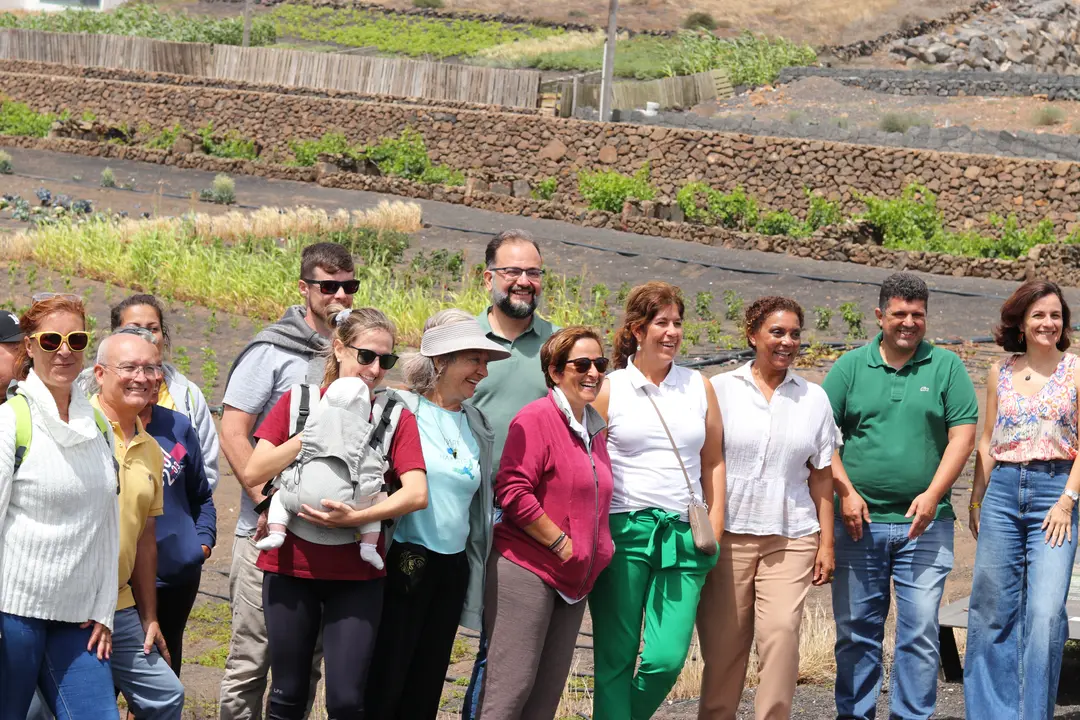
[263,572,384,720]
[157,579,200,676]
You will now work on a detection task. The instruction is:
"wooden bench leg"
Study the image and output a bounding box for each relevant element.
[939,626,963,683]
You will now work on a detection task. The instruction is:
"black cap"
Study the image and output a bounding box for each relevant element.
[0,311,23,343]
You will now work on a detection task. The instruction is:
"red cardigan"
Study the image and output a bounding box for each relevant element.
[493,391,615,600]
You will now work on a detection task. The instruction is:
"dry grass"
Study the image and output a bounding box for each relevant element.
[475,29,605,63]
[180,202,424,243]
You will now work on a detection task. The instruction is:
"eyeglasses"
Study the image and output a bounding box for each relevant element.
[104,363,164,380]
[349,346,399,370]
[562,356,609,374]
[303,279,361,295]
[31,292,81,305]
[28,331,91,353]
[489,267,545,281]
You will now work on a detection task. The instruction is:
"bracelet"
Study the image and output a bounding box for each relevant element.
[968,502,981,510]
[547,532,567,552]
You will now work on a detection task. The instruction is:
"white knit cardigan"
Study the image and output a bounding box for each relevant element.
[0,370,120,629]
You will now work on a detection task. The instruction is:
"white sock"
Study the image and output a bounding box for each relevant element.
[359,542,383,570]
[254,531,286,551]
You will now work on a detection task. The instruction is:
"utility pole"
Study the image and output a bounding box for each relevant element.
[598,0,618,122]
[242,0,253,48]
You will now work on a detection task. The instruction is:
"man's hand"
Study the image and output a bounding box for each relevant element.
[840,490,871,541]
[905,491,940,539]
[202,545,212,560]
[141,618,172,664]
[82,621,112,660]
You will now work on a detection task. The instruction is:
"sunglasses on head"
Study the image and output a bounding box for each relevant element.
[562,356,609,374]
[349,345,399,370]
[304,279,361,295]
[29,330,91,353]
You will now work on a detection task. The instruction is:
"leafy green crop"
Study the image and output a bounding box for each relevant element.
[289,132,363,167]
[365,128,464,185]
[196,123,258,161]
[805,190,843,230]
[756,210,808,237]
[268,5,559,58]
[578,164,657,213]
[0,4,276,46]
[676,182,758,230]
[0,99,57,137]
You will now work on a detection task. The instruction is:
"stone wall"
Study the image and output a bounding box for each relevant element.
[6,131,1080,287]
[778,66,1080,100]
[582,104,1080,163]
[7,65,1080,235]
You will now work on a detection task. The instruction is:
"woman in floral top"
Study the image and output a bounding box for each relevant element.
[965,280,1080,720]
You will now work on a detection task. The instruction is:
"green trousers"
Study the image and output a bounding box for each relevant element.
[589,509,718,720]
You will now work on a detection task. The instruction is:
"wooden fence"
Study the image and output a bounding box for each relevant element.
[555,68,734,117]
[0,29,542,108]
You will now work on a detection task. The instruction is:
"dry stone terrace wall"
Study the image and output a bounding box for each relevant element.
[10,66,1080,234]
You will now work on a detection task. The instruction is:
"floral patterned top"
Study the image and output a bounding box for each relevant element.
[990,353,1079,462]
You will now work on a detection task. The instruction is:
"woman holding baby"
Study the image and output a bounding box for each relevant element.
[241,305,428,720]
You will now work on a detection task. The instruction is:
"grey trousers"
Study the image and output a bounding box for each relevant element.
[477,554,587,720]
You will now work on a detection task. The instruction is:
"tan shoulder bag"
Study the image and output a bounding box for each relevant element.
[645,392,717,556]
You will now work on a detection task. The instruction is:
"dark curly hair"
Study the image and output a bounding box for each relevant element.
[993,280,1071,353]
[612,282,685,369]
[743,296,804,349]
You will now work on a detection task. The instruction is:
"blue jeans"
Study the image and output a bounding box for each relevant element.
[0,613,119,720]
[833,519,954,720]
[460,630,487,720]
[110,607,184,720]
[964,460,1078,720]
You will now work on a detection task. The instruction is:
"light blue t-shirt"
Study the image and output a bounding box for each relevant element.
[394,397,482,555]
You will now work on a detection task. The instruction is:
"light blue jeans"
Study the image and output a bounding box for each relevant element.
[833,519,954,720]
[964,460,1078,720]
[28,607,185,720]
[0,613,118,720]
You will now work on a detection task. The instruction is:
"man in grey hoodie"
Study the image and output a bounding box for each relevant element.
[218,241,357,720]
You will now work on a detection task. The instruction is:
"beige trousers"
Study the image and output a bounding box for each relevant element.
[696,532,818,720]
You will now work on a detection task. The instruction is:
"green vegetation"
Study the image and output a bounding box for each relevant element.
[365,128,464,185]
[578,163,656,213]
[695,291,714,321]
[0,3,276,46]
[0,99,58,137]
[100,167,116,189]
[677,182,759,230]
[268,4,560,58]
[413,0,445,7]
[289,132,364,167]
[144,123,184,151]
[197,123,258,161]
[531,177,558,201]
[199,174,236,205]
[813,306,833,331]
[1033,106,1067,127]
[878,112,930,134]
[0,151,11,175]
[839,301,866,340]
[683,12,717,31]
[756,210,808,237]
[805,190,843,231]
[724,289,744,323]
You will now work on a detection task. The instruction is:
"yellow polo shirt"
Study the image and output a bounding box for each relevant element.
[91,396,164,611]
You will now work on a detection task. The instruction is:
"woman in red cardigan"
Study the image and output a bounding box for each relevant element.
[476,326,615,720]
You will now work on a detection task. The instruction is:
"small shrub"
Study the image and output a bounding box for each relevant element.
[878,112,929,134]
[695,291,714,321]
[0,99,56,137]
[146,123,184,150]
[756,210,808,237]
[418,165,466,186]
[839,301,866,340]
[531,177,558,201]
[806,190,844,230]
[288,131,362,167]
[683,12,717,31]
[79,110,97,123]
[578,163,657,213]
[199,174,236,205]
[100,167,116,189]
[0,150,11,174]
[814,306,833,331]
[723,289,743,323]
[676,182,758,230]
[197,123,258,160]
[1033,106,1066,127]
[857,183,942,250]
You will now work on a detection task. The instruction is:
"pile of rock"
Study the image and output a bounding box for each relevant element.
[888,0,1080,72]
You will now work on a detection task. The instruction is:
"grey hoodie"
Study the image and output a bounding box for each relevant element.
[226,305,328,388]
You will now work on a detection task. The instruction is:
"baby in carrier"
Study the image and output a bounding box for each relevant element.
[255,376,399,570]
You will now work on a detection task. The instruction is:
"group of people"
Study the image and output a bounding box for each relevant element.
[0,225,1076,720]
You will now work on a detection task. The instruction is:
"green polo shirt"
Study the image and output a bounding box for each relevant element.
[822,333,978,523]
[469,308,558,472]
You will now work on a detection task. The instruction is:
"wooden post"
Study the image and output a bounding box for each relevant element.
[598,0,618,122]
[242,0,253,48]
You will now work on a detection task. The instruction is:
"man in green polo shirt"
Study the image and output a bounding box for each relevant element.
[823,273,977,720]
[463,228,557,720]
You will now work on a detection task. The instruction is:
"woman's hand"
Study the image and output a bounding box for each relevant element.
[299,499,360,528]
[812,541,835,586]
[556,537,574,563]
[1043,498,1075,547]
[82,621,112,660]
[969,505,981,540]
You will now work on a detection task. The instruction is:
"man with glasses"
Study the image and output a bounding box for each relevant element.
[219,242,356,719]
[91,328,185,718]
[0,310,23,401]
[462,229,558,720]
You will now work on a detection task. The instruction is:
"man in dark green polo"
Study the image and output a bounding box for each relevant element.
[823,273,978,720]
[463,228,557,719]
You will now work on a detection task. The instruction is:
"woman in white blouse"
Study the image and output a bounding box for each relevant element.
[697,296,837,720]
[590,281,726,720]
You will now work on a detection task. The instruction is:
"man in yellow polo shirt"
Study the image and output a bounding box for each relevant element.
[92,328,184,718]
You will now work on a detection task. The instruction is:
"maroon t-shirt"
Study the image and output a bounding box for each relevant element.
[253,387,425,581]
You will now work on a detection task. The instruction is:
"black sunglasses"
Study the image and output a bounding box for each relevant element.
[303,278,361,295]
[562,356,609,374]
[350,345,399,370]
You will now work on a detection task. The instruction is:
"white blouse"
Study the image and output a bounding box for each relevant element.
[711,362,839,538]
[606,359,709,521]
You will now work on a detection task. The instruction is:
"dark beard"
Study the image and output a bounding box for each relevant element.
[494,287,537,320]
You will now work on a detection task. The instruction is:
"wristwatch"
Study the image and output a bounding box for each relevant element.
[1065,489,1080,503]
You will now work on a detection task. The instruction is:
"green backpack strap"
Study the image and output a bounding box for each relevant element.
[10,394,31,475]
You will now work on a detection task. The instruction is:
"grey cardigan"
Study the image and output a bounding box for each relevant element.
[390,390,494,632]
